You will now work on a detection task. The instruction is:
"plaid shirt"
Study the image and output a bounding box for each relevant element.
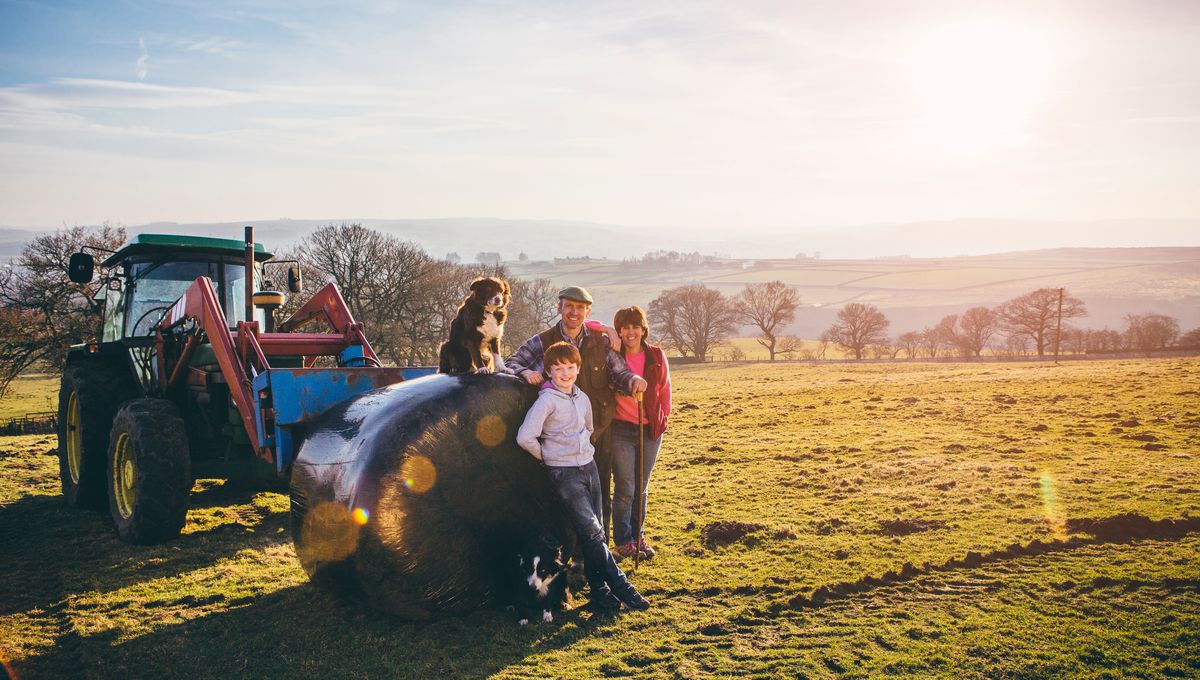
[505,322,639,393]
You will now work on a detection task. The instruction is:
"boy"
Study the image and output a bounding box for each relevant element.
[516,341,651,611]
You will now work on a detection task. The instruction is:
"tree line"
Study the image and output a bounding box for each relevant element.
[1,224,1197,397]
[0,223,558,397]
[646,282,1199,362]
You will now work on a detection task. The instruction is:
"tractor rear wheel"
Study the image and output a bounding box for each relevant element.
[57,362,137,509]
[106,398,192,544]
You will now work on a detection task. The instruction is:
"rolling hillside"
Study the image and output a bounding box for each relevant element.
[509,247,1200,338]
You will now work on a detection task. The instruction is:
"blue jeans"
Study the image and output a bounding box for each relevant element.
[610,420,662,545]
[546,461,632,592]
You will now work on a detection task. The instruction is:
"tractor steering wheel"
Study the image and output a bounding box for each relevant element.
[132,304,174,336]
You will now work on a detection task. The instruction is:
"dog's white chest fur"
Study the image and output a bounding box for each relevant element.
[477,311,502,341]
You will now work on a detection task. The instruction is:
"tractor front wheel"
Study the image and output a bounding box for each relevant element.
[107,398,192,544]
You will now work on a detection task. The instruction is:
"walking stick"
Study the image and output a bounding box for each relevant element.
[633,391,645,572]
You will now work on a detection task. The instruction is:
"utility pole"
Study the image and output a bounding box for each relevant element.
[1054,287,1064,364]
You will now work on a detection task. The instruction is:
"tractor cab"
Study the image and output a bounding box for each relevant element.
[85,234,275,341]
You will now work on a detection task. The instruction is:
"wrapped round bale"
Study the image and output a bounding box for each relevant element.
[289,373,573,619]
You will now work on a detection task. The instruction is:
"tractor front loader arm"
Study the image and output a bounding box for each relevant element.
[276,283,380,365]
[155,277,396,468]
[157,276,264,456]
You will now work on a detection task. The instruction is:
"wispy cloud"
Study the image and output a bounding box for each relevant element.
[136,37,149,80]
[170,35,245,56]
[0,79,256,111]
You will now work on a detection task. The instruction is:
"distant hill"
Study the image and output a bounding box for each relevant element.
[0,228,39,259]
[4,217,1198,261]
[3,219,1196,337]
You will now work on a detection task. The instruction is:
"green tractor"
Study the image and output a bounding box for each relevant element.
[58,228,430,544]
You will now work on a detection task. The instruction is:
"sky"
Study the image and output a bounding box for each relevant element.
[1,0,1198,237]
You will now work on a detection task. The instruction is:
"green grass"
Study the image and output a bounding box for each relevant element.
[2,358,1199,678]
[0,372,59,420]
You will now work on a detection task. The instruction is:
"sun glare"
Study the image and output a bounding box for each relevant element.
[908,17,1057,155]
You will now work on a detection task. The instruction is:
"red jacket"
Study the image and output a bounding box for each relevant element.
[616,343,672,441]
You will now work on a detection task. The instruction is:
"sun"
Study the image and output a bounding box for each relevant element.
[908,17,1057,155]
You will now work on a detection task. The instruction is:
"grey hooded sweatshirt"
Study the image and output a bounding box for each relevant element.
[516,384,595,467]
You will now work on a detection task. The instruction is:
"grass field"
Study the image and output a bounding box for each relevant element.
[2,358,1199,678]
[0,373,58,421]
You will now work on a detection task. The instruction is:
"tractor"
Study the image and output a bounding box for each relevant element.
[58,227,433,544]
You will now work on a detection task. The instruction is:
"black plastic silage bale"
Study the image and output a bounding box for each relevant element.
[289,373,573,619]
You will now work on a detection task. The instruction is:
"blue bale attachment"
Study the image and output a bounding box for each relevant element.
[253,366,436,471]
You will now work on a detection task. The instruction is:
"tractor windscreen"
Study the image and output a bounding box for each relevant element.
[127,259,259,336]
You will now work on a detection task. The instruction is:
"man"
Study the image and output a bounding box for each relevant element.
[507,286,648,542]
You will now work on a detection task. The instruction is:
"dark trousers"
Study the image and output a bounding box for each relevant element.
[546,460,632,594]
[592,427,613,542]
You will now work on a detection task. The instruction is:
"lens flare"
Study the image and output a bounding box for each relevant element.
[1039,471,1066,539]
[301,501,361,564]
[475,415,507,448]
[2,655,19,680]
[352,507,370,525]
[400,455,437,493]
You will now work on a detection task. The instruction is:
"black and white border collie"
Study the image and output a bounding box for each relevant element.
[439,276,512,375]
[501,540,571,625]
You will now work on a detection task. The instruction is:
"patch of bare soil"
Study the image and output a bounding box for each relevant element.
[700,520,768,547]
[1065,513,1200,541]
[878,518,948,536]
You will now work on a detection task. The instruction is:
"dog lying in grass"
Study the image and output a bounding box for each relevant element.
[500,540,571,625]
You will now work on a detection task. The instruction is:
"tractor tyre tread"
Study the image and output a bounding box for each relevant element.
[57,361,139,510]
[107,398,191,544]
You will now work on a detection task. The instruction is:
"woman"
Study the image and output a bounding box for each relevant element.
[609,306,671,560]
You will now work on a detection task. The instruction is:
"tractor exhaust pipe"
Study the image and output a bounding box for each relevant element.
[244,226,254,326]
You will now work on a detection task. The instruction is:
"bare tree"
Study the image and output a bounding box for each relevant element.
[931,314,963,357]
[776,335,803,358]
[505,276,558,354]
[896,330,922,359]
[869,340,900,359]
[957,306,999,357]
[1180,327,1200,349]
[295,223,437,362]
[815,331,832,360]
[825,303,890,360]
[997,287,1087,358]
[0,224,127,396]
[1082,328,1123,353]
[724,343,746,361]
[733,281,800,361]
[649,284,736,362]
[1123,313,1180,352]
[1061,327,1088,355]
[918,326,942,359]
[399,260,477,365]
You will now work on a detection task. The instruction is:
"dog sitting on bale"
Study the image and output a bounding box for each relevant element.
[439,276,513,374]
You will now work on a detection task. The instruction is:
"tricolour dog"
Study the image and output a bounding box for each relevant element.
[438,276,511,374]
[500,539,571,625]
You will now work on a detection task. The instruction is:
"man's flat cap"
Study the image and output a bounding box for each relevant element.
[557,286,594,304]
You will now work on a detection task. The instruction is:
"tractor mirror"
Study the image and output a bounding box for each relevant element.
[68,252,95,283]
[287,265,302,293]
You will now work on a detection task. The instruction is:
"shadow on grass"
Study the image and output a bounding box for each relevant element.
[0,492,291,617]
[3,490,609,680]
[19,578,615,680]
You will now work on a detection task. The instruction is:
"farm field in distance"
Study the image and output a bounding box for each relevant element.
[508,247,1200,338]
[2,357,1199,678]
